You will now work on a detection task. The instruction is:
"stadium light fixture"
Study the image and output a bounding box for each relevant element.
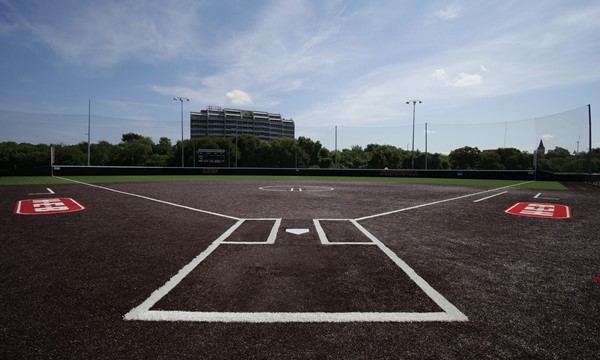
[174,97,190,167]
[406,100,422,169]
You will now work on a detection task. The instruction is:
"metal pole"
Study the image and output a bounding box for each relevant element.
[588,104,592,174]
[335,126,338,169]
[173,97,190,168]
[576,139,580,172]
[181,100,184,167]
[406,100,422,169]
[425,122,428,170]
[87,99,91,166]
[412,103,415,169]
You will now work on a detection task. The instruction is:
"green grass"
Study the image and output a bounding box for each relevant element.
[0,175,568,190]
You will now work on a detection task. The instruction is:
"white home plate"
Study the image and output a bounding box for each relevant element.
[259,186,334,192]
[286,228,310,235]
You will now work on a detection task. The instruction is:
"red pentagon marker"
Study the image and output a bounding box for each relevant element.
[593,275,600,283]
[504,202,571,219]
[15,198,85,215]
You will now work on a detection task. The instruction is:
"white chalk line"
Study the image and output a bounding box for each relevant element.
[473,191,508,203]
[351,221,468,322]
[55,176,521,323]
[124,220,244,320]
[53,176,240,221]
[132,311,460,323]
[221,218,282,244]
[313,219,376,245]
[28,187,55,195]
[356,181,533,221]
[533,193,560,200]
[126,216,467,323]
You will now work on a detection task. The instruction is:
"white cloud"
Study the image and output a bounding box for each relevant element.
[225,90,253,106]
[435,3,462,21]
[431,68,483,87]
[453,72,483,87]
[433,68,446,79]
[542,134,555,140]
[17,0,203,69]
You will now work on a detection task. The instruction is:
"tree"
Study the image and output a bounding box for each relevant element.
[154,137,173,156]
[365,144,403,169]
[340,145,369,169]
[318,147,333,168]
[53,144,86,165]
[91,140,113,166]
[426,153,450,169]
[0,141,19,168]
[113,133,154,166]
[494,148,531,170]
[478,151,504,170]
[449,146,481,169]
[236,135,262,167]
[270,137,304,167]
[297,137,322,167]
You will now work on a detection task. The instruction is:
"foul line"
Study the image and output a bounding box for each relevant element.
[356,181,533,221]
[53,176,240,221]
[473,191,508,203]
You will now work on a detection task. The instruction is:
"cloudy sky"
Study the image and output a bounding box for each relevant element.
[0,0,598,153]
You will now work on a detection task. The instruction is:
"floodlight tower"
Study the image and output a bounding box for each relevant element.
[174,97,190,167]
[406,100,422,169]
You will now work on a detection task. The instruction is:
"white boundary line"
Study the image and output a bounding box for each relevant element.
[313,219,376,245]
[351,221,468,321]
[54,176,240,221]
[221,218,282,244]
[473,191,508,203]
[28,188,55,195]
[50,176,530,323]
[126,217,468,323]
[259,185,334,192]
[124,220,244,321]
[533,193,560,200]
[356,181,533,221]
[123,180,537,323]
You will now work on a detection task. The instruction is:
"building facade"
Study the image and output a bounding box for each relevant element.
[190,106,295,141]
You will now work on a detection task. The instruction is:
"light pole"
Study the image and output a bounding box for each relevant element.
[173,97,190,167]
[406,100,422,169]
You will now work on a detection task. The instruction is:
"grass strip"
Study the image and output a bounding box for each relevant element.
[0,175,568,190]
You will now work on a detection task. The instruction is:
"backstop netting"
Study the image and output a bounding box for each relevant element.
[0,105,592,157]
[297,105,592,155]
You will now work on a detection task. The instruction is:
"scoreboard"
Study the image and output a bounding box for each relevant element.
[197,149,225,166]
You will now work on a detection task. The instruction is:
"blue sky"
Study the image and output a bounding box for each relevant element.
[0,0,598,153]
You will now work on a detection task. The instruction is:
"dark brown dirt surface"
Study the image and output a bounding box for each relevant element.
[1,179,599,359]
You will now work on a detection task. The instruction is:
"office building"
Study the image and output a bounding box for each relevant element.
[190,106,295,141]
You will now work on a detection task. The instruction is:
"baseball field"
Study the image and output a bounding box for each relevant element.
[1,176,598,359]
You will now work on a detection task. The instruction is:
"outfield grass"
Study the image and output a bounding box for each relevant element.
[0,175,568,190]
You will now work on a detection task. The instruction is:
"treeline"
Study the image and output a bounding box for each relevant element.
[1,133,599,172]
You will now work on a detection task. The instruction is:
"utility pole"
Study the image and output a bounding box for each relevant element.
[87,99,91,166]
[173,97,190,167]
[406,100,422,169]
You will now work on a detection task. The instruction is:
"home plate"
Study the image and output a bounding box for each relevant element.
[286,228,310,235]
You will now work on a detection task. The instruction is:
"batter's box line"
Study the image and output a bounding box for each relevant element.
[313,219,377,245]
[221,218,282,245]
[123,219,468,323]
